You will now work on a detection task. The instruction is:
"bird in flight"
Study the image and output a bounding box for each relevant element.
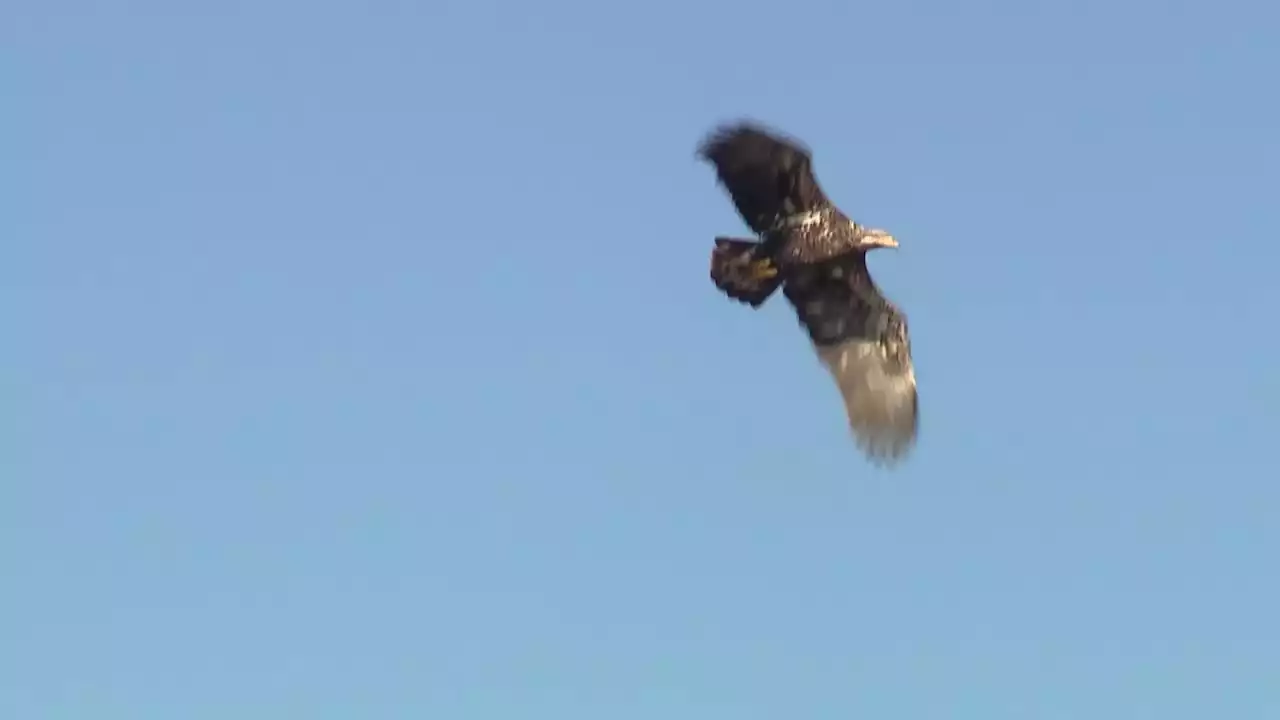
[698,120,918,465]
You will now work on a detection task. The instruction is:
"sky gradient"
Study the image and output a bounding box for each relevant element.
[7,0,1279,717]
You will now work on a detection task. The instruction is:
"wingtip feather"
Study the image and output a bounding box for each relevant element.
[816,339,919,466]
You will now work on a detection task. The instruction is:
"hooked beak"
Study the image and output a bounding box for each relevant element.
[864,228,898,249]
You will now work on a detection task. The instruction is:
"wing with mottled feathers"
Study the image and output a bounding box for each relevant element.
[697,122,832,234]
[782,258,918,464]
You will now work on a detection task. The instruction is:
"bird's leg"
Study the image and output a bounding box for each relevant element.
[712,238,780,283]
[723,255,778,284]
[741,256,778,280]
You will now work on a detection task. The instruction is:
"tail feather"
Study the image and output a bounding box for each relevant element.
[709,237,782,307]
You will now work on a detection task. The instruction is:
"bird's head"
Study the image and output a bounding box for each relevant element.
[858,227,899,251]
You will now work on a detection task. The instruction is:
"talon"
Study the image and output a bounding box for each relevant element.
[749,258,779,279]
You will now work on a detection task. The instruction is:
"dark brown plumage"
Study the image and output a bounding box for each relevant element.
[700,121,919,465]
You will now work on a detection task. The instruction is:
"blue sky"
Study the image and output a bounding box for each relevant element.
[6,0,1279,717]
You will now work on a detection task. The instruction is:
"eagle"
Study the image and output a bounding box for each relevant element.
[698,121,918,465]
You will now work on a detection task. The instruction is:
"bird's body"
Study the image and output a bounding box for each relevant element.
[699,121,919,465]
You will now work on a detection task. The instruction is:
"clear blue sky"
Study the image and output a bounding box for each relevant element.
[7,0,1278,717]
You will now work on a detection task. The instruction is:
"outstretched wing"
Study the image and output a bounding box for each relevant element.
[697,121,833,234]
[782,257,918,465]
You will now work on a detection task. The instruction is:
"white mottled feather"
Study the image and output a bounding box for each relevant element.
[815,339,918,464]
